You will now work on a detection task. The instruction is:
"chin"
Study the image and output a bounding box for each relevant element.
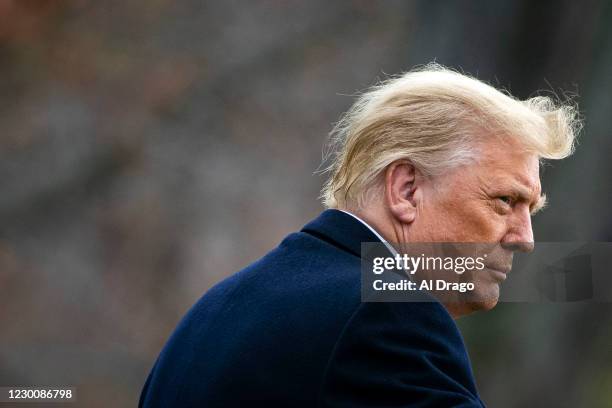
[463,281,500,312]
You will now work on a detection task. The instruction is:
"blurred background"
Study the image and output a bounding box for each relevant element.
[0,1,611,406]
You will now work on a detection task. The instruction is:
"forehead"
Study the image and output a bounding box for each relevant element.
[475,137,541,191]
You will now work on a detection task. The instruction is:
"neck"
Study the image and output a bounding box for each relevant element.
[342,205,403,248]
[340,205,470,320]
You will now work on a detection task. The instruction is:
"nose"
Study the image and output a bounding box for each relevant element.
[501,206,534,253]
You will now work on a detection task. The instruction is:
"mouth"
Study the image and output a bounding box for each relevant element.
[487,265,512,282]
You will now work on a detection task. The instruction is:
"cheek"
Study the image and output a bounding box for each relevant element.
[436,199,506,241]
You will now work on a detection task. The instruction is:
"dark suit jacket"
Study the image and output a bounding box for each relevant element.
[140,209,486,407]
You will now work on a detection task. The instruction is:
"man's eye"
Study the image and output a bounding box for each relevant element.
[497,196,513,206]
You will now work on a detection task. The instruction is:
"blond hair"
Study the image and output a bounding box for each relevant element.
[320,63,581,209]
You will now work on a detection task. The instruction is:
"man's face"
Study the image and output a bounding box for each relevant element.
[410,137,543,312]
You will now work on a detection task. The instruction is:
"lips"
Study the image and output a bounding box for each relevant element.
[488,265,511,274]
[486,265,511,281]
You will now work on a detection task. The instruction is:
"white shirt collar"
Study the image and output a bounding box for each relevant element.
[339,210,399,257]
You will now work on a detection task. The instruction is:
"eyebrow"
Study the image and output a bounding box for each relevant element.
[510,182,546,215]
[530,193,547,215]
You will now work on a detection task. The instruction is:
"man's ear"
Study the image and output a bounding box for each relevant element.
[384,160,418,224]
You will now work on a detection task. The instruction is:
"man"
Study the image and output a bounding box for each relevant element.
[140,64,579,407]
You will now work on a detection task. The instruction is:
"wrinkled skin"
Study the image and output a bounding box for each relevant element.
[353,136,543,317]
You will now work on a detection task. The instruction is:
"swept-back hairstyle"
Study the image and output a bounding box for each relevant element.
[320,63,581,209]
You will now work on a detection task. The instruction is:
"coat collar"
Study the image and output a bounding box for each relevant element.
[300,209,382,258]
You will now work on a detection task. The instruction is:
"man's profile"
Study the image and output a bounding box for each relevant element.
[139,64,579,407]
